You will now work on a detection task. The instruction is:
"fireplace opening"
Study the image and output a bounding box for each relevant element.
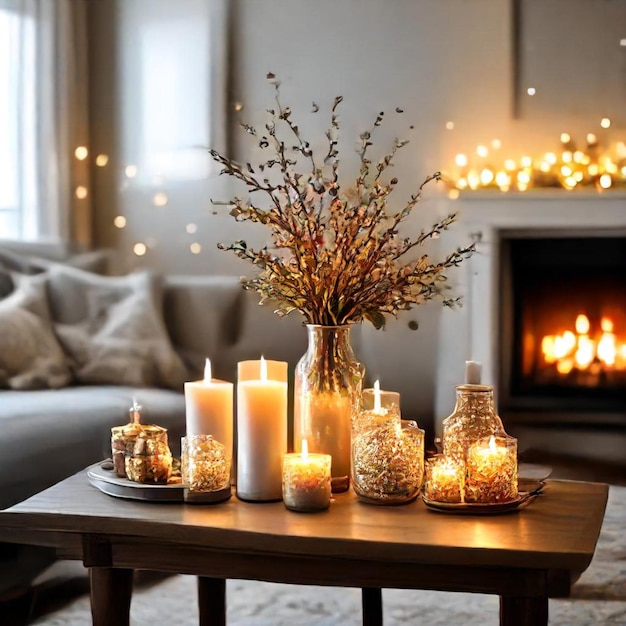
[500,234,626,422]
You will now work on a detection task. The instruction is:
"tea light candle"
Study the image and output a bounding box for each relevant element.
[424,456,465,503]
[185,359,234,454]
[282,440,332,512]
[465,435,518,503]
[237,356,288,501]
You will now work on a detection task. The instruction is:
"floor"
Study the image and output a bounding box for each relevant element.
[2,449,624,626]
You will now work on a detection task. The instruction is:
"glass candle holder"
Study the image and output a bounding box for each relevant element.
[441,384,506,466]
[351,410,424,505]
[111,422,142,478]
[125,425,172,484]
[465,435,518,503]
[282,450,332,512]
[181,434,232,504]
[423,455,465,503]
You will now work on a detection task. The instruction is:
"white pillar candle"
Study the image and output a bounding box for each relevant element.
[237,356,288,501]
[185,359,234,456]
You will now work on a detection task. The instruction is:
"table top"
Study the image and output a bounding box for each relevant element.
[0,470,608,577]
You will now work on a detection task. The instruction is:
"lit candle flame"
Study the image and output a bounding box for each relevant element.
[488,435,497,453]
[575,314,590,335]
[130,397,142,424]
[301,438,309,460]
[373,379,382,413]
[203,358,212,383]
[260,355,267,382]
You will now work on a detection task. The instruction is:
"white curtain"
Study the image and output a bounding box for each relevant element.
[0,0,89,245]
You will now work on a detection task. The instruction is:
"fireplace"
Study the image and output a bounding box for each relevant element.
[434,192,626,462]
[499,235,626,421]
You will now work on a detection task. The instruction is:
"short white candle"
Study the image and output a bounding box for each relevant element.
[465,360,482,385]
[237,356,288,501]
[184,359,234,459]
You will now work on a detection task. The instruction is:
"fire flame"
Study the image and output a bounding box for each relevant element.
[541,314,626,375]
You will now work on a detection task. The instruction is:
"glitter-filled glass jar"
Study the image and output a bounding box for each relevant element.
[351,388,424,505]
[181,434,232,504]
[441,384,506,466]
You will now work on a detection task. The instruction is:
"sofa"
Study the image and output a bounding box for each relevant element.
[0,241,316,600]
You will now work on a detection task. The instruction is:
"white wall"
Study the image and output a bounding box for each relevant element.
[86,0,625,428]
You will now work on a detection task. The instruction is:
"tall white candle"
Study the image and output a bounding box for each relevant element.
[184,359,234,457]
[237,356,288,501]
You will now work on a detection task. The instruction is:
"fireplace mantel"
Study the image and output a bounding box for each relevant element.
[434,190,626,434]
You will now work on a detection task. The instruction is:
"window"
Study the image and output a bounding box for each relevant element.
[0,5,37,240]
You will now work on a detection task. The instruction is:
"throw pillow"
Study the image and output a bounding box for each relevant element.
[0,274,73,390]
[47,265,188,390]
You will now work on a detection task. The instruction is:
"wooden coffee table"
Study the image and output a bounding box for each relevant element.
[0,470,607,626]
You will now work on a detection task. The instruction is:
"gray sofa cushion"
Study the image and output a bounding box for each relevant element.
[0,274,72,390]
[0,386,186,510]
[47,266,188,390]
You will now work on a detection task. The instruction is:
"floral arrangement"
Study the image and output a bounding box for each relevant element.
[210,74,474,329]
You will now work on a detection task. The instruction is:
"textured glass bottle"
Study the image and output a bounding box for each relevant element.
[441,384,506,465]
[293,325,364,492]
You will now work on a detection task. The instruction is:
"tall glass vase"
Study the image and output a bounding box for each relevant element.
[294,325,364,492]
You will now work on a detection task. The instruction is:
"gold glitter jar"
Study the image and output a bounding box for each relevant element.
[351,387,424,505]
[125,425,172,484]
[441,384,506,466]
[423,455,465,503]
[465,434,518,503]
[181,434,231,503]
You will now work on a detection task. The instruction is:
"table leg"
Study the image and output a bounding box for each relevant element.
[499,596,548,626]
[361,587,383,626]
[89,567,133,626]
[197,576,226,626]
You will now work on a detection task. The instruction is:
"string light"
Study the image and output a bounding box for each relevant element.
[75,186,88,199]
[74,146,88,160]
[153,192,168,207]
[113,216,126,228]
[600,118,611,129]
[186,223,198,234]
[190,243,202,254]
[133,243,147,256]
[444,133,626,193]
[445,121,455,130]
[96,154,109,167]
[125,165,138,178]
[526,87,536,96]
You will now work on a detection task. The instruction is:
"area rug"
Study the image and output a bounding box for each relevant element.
[32,486,626,626]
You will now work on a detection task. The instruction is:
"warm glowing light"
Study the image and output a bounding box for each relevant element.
[75,186,88,199]
[301,438,309,459]
[495,171,511,188]
[564,176,577,189]
[133,242,147,256]
[588,164,600,176]
[561,165,573,177]
[562,151,573,163]
[586,133,597,145]
[186,223,197,234]
[153,192,168,207]
[560,133,571,144]
[526,87,536,96]
[600,117,611,129]
[556,359,574,375]
[74,146,88,160]
[457,177,468,189]
[573,171,584,182]
[203,358,212,382]
[504,159,517,171]
[113,215,126,228]
[373,379,382,413]
[573,151,585,164]
[539,161,551,173]
[455,153,468,167]
[125,165,138,178]
[599,174,612,189]
[491,139,501,150]
[480,168,494,185]
[602,318,614,333]
[517,171,531,184]
[476,145,488,158]
[576,315,590,335]
[521,156,532,168]
[467,171,480,189]
[96,154,109,167]
[446,121,454,130]
[545,152,557,164]
[598,333,616,366]
[234,102,244,112]
[190,242,202,254]
[576,336,595,368]
[448,188,460,200]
